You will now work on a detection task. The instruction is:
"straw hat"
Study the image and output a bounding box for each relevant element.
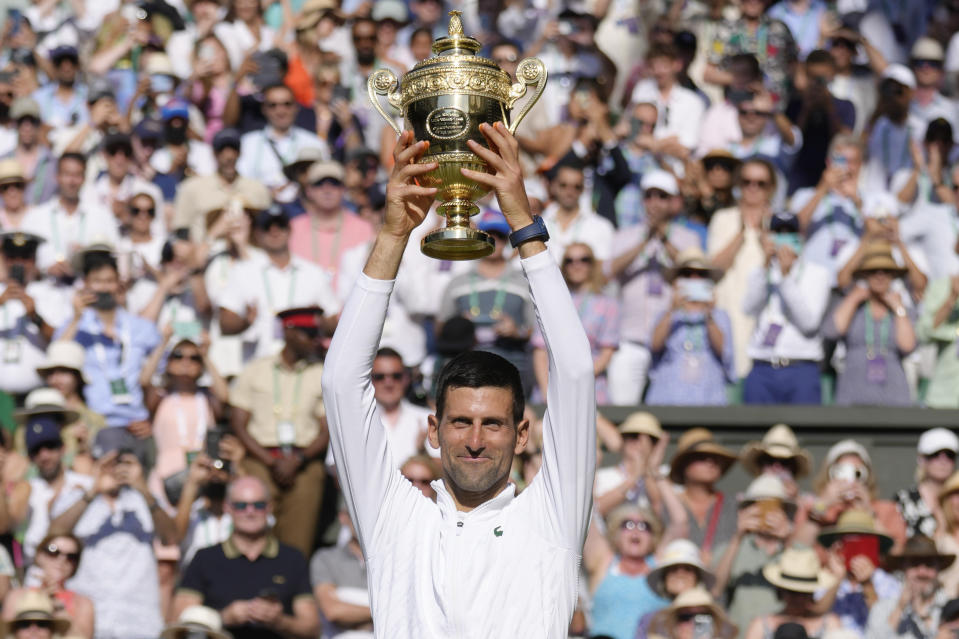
[656,586,738,639]
[282,146,325,181]
[816,509,894,553]
[14,388,80,425]
[669,428,737,484]
[36,340,89,384]
[70,241,116,273]
[0,591,71,637]
[619,411,664,439]
[762,546,837,593]
[0,158,25,185]
[160,605,232,639]
[852,241,907,279]
[647,539,716,597]
[666,247,722,282]
[885,534,956,572]
[738,475,798,519]
[740,424,813,479]
[940,471,959,504]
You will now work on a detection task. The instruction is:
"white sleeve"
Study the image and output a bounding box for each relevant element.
[218,263,251,315]
[321,274,408,553]
[742,267,770,316]
[781,262,829,335]
[522,250,597,549]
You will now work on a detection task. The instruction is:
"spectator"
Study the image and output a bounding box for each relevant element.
[56,247,160,455]
[866,534,954,639]
[683,151,739,232]
[605,170,700,405]
[712,475,795,634]
[646,248,734,405]
[918,248,959,407]
[0,159,31,230]
[150,100,217,179]
[729,91,801,176]
[189,35,234,145]
[4,532,95,638]
[767,0,829,60]
[739,423,813,499]
[229,306,328,557]
[593,412,668,517]
[667,428,738,554]
[0,591,70,639]
[908,38,956,141]
[532,242,619,404]
[638,539,717,637]
[160,606,231,639]
[631,43,706,155]
[864,66,916,190]
[816,509,900,635]
[646,586,738,639]
[742,212,830,404]
[824,241,918,406]
[48,448,175,639]
[370,346,435,465]
[5,97,56,206]
[10,388,93,565]
[311,505,371,637]
[288,160,375,293]
[823,30,884,136]
[279,146,324,219]
[894,429,958,539]
[86,133,164,228]
[935,472,959,596]
[173,476,319,639]
[114,188,164,283]
[0,231,68,395]
[895,118,955,207]
[697,54,765,157]
[805,440,907,551]
[400,454,438,501]
[707,157,778,379]
[31,46,87,129]
[744,547,841,639]
[541,160,616,264]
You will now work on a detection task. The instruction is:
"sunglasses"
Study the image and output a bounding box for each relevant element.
[676,612,709,623]
[12,620,53,630]
[372,372,404,382]
[17,116,40,126]
[231,500,268,511]
[741,178,769,188]
[563,256,594,266]
[0,182,25,192]
[643,189,671,201]
[353,34,377,42]
[312,177,343,188]
[620,519,650,532]
[170,350,203,363]
[265,100,295,109]
[293,326,322,338]
[738,108,772,117]
[678,268,708,278]
[105,146,132,157]
[44,543,80,563]
[704,159,736,172]
[925,449,957,461]
[129,206,156,217]
[913,59,943,69]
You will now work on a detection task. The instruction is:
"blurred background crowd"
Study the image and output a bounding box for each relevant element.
[1,0,959,636]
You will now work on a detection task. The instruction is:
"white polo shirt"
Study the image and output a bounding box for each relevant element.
[631,79,706,150]
[542,202,615,264]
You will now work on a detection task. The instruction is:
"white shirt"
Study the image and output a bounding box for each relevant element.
[151,141,217,178]
[380,399,438,465]
[631,80,706,150]
[322,250,596,638]
[24,470,93,565]
[218,254,339,361]
[0,279,70,393]
[236,127,328,202]
[789,188,864,280]
[910,93,959,141]
[742,259,831,362]
[542,203,615,264]
[22,198,120,270]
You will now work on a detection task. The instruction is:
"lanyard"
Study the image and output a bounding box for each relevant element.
[310,212,345,273]
[864,301,890,358]
[261,265,297,312]
[469,270,509,319]
[92,314,132,376]
[272,364,305,421]
[175,393,208,452]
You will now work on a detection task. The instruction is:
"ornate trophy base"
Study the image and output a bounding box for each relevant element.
[421,201,494,260]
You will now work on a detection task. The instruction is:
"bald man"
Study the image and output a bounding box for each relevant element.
[173,477,318,639]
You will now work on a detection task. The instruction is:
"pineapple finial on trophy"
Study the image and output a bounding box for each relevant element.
[448,10,464,37]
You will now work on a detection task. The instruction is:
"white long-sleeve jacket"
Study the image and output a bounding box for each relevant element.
[322,249,596,638]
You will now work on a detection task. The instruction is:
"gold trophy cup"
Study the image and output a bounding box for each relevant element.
[368,11,547,260]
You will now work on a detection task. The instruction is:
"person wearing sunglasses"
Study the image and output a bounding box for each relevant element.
[0,157,34,230]
[0,590,71,639]
[893,429,959,542]
[541,159,615,265]
[908,38,955,150]
[174,476,319,639]
[729,91,800,175]
[864,66,916,189]
[647,586,738,639]
[115,189,164,283]
[371,346,436,467]
[5,533,94,638]
[86,133,165,229]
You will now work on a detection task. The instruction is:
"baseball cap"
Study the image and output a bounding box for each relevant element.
[212,128,241,152]
[640,169,679,195]
[917,428,959,456]
[882,64,917,90]
[254,205,290,230]
[133,118,165,143]
[161,99,190,122]
[476,210,511,235]
[824,439,871,467]
[49,45,79,63]
[306,160,345,184]
[24,416,63,453]
[372,0,408,22]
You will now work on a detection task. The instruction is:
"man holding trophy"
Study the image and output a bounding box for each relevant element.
[323,38,597,634]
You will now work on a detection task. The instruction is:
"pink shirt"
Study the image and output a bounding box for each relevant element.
[148,392,214,500]
[289,211,375,292]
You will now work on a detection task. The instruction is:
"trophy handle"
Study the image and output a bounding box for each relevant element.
[367,69,403,136]
[505,58,548,135]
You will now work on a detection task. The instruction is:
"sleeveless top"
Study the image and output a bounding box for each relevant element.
[591,556,668,639]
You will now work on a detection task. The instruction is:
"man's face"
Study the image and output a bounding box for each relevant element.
[427,386,529,502]
[1,179,26,211]
[913,59,944,89]
[352,22,378,64]
[738,100,771,137]
[12,619,53,639]
[105,147,131,180]
[806,61,835,89]
[905,560,939,597]
[255,220,291,253]
[649,55,679,87]
[215,146,239,178]
[372,354,408,409]
[54,58,77,85]
[84,264,120,296]
[306,178,344,211]
[412,0,442,24]
[191,0,219,21]
[31,441,63,481]
[550,167,584,211]
[57,158,85,200]
[17,116,39,146]
[262,87,297,132]
[643,188,672,223]
[491,44,520,80]
[227,480,272,536]
[285,324,324,360]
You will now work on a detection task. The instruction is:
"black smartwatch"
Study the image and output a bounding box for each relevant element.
[508,216,550,248]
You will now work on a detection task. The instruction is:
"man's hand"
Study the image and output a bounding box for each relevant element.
[248,597,284,625]
[222,600,253,626]
[382,131,437,239]
[72,289,96,316]
[90,451,120,497]
[463,122,533,230]
[848,554,876,584]
[127,420,152,439]
[2,282,36,316]
[272,455,301,488]
[736,504,761,536]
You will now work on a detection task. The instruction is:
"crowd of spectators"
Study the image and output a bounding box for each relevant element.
[1,0,959,637]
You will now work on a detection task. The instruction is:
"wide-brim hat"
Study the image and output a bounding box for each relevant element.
[659,586,738,639]
[0,158,26,184]
[740,424,813,479]
[816,509,894,553]
[762,547,836,593]
[886,534,956,571]
[14,387,79,425]
[737,475,798,519]
[853,241,907,279]
[647,539,716,597]
[0,591,71,637]
[669,428,737,484]
[36,340,90,384]
[620,411,664,439]
[666,247,722,282]
[282,146,325,181]
[70,241,116,273]
[159,605,232,639]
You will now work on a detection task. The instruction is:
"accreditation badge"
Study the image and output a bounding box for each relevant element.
[3,337,21,364]
[276,421,297,447]
[109,378,133,405]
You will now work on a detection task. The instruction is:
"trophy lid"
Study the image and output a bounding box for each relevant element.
[431,11,481,56]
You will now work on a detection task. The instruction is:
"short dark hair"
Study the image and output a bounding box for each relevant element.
[82,251,118,277]
[435,350,524,424]
[805,49,835,68]
[646,42,679,61]
[58,152,87,172]
[925,117,954,146]
[375,347,404,363]
[548,158,586,181]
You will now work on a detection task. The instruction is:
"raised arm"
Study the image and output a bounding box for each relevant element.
[322,132,437,547]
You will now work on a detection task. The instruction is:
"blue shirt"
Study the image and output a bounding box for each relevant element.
[591,556,668,639]
[646,309,735,403]
[31,83,89,129]
[56,309,160,428]
[767,0,828,59]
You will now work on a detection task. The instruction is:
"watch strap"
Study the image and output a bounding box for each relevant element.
[508,215,550,248]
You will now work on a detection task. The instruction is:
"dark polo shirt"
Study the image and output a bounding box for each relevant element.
[178,536,313,639]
